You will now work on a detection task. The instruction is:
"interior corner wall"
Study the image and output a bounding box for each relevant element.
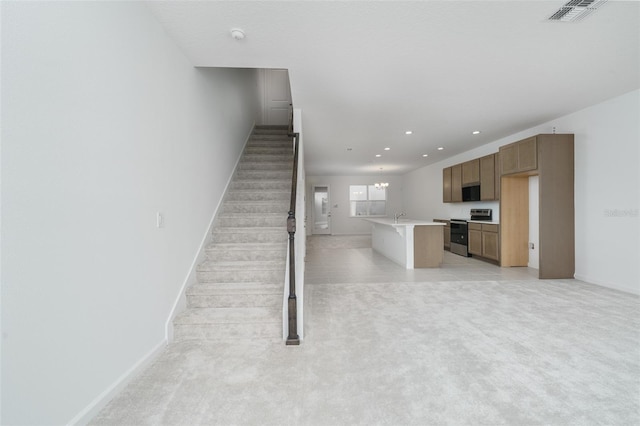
[1,2,259,424]
[402,89,640,295]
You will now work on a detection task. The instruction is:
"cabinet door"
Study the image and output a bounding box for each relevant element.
[468,229,482,255]
[500,144,518,175]
[480,154,495,200]
[451,164,463,202]
[518,137,537,172]
[443,167,452,203]
[444,226,451,249]
[462,159,480,185]
[494,153,501,200]
[482,230,500,261]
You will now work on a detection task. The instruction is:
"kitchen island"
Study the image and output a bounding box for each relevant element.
[366,218,445,269]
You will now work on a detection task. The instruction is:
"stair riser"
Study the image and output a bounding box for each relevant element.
[251,128,292,139]
[173,322,281,341]
[186,294,281,309]
[250,133,290,139]
[246,142,292,149]
[235,170,291,180]
[244,147,292,155]
[198,261,285,272]
[226,192,290,202]
[217,216,287,228]
[211,232,287,244]
[220,204,288,214]
[205,251,285,262]
[230,181,291,190]
[241,154,293,163]
[205,242,286,259]
[197,269,284,283]
[237,162,292,171]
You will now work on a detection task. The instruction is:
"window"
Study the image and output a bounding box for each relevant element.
[349,185,387,217]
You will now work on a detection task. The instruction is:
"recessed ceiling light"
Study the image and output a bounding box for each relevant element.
[384,147,391,151]
[472,130,481,135]
[422,154,428,157]
[405,131,413,135]
[437,147,444,151]
[375,154,382,157]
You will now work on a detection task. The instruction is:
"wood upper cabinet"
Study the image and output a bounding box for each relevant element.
[500,136,537,175]
[443,167,452,203]
[462,159,480,185]
[480,154,496,201]
[451,164,462,202]
[443,153,499,203]
[494,153,501,200]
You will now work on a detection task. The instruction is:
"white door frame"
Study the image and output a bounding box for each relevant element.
[311,185,331,235]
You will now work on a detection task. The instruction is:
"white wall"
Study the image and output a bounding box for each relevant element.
[305,175,404,235]
[403,90,640,295]
[1,2,260,424]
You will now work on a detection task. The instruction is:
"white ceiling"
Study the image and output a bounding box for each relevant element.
[146,0,640,176]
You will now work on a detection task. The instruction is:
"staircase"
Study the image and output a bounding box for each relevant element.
[173,125,293,341]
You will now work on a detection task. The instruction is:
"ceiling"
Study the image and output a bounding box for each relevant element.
[146,0,640,176]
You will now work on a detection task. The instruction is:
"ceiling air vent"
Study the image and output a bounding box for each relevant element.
[548,0,607,22]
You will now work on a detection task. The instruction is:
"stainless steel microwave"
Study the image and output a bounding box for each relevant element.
[462,184,481,202]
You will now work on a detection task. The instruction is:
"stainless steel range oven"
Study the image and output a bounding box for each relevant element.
[450,209,492,257]
[450,219,469,257]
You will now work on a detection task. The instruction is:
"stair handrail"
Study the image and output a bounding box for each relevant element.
[286,123,300,345]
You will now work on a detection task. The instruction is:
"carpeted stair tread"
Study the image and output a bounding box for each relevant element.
[213,226,285,234]
[205,242,287,250]
[197,259,285,271]
[187,282,282,295]
[174,307,281,325]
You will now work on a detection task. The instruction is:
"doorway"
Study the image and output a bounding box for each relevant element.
[312,185,331,235]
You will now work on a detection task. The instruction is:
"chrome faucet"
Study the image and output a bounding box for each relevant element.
[394,212,406,223]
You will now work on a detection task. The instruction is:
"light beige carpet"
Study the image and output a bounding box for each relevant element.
[91,238,640,425]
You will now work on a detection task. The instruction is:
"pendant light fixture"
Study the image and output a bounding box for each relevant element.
[374,167,389,190]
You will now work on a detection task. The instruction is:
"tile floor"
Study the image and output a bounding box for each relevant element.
[91,235,640,425]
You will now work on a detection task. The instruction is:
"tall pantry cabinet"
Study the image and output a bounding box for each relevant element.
[499,134,575,279]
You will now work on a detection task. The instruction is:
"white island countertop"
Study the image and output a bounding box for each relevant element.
[366,218,445,269]
[366,218,446,227]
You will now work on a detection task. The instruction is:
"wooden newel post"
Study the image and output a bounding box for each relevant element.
[286,211,300,345]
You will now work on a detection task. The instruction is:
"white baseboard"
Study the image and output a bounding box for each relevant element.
[67,339,167,426]
[574,274,639,295]
[164,123,257,341]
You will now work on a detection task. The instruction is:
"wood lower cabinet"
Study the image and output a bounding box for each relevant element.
[469,222,499,261]
[433,219,451,250]
[468,223,482,255]
[481,224,500,261]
